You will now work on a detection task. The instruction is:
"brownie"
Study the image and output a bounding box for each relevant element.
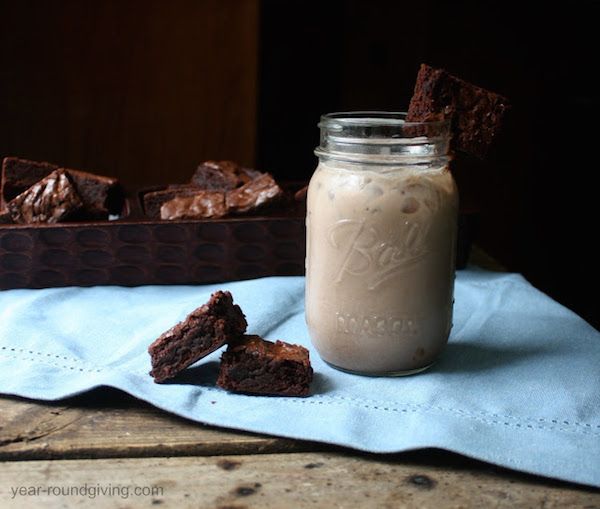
[406,63,510,159]
[217,335,313,396]
[160,191,227,220]
[191,160,262,190]
[0,208,13,224]
[294,185,308,202]
[1,157,58,204]
[1,157,123,218]
[66,169,123,218]
[148,290,247,383]
[143,187,205,219]
[7,169,83,224]
[226,173,284,214]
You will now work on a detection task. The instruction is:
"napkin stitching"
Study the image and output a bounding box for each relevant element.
[154,378,600,435]
[0,346,103,373]
[291,395,600,436]
[2,346,599,436]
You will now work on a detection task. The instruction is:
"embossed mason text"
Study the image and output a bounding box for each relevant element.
[336,311,419,336]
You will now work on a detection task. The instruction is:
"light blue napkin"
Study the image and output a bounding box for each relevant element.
[0,269,599,487]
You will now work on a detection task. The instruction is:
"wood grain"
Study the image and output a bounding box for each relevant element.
[0,453,598,508]
[0,0,258,189]
[0,391,312,461]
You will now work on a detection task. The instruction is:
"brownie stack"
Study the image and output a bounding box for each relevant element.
[0,157,123,224]
[143,160,284,220]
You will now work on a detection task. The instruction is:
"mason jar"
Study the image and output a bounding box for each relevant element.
[305,112,458,375]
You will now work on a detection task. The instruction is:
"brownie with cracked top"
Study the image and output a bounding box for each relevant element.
[160,191,227,220]
[407,63,510,159]
[226,173,284,214]
[1,157,123,218]
[143,187,205,219]
[1,157,58,205]
[191,160,262,190]
[7,169,83,224]
[148,291,247,383]
[217,335,313,396]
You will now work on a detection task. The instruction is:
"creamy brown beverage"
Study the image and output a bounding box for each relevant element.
[305,112,457,375]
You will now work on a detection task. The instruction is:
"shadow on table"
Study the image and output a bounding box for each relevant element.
[434,342,550,374]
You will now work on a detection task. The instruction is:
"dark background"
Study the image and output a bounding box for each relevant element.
[1,1,598,329]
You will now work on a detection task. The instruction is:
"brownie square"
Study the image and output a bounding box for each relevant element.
[1,157,123,218]
[217,335,313,396]
[148,290,247,383]
[407,63,510,159]
[1,157,59,204]
[0,208,13,224]
[226,173,284,214]
[143,187,204,219]
[191,160,262,190]
[66,169,123,218]
[160,191,227,220]
[7,169,83,224]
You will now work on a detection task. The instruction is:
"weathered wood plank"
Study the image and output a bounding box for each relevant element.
[0,391,312,461]
[0,453,597,509]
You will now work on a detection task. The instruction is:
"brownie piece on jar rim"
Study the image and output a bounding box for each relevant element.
[407,63,510,159]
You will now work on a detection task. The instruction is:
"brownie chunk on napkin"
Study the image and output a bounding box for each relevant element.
[217,335,313,396]
[148,291,247,383]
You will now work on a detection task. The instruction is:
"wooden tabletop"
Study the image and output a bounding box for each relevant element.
[1,247,599,508]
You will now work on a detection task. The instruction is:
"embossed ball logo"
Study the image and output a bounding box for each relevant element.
[327,219,430,290]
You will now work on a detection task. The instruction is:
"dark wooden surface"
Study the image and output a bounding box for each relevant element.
[0,0,258,189]
[0,384,598,507]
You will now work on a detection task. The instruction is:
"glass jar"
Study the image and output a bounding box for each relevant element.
[305,112,458,375]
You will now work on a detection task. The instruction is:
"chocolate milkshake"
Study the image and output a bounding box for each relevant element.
[305,112,457,375]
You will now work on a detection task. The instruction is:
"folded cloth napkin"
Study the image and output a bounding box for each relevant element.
[0,269,599,487]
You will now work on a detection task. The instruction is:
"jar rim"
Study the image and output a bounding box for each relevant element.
[318,111,450,129]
